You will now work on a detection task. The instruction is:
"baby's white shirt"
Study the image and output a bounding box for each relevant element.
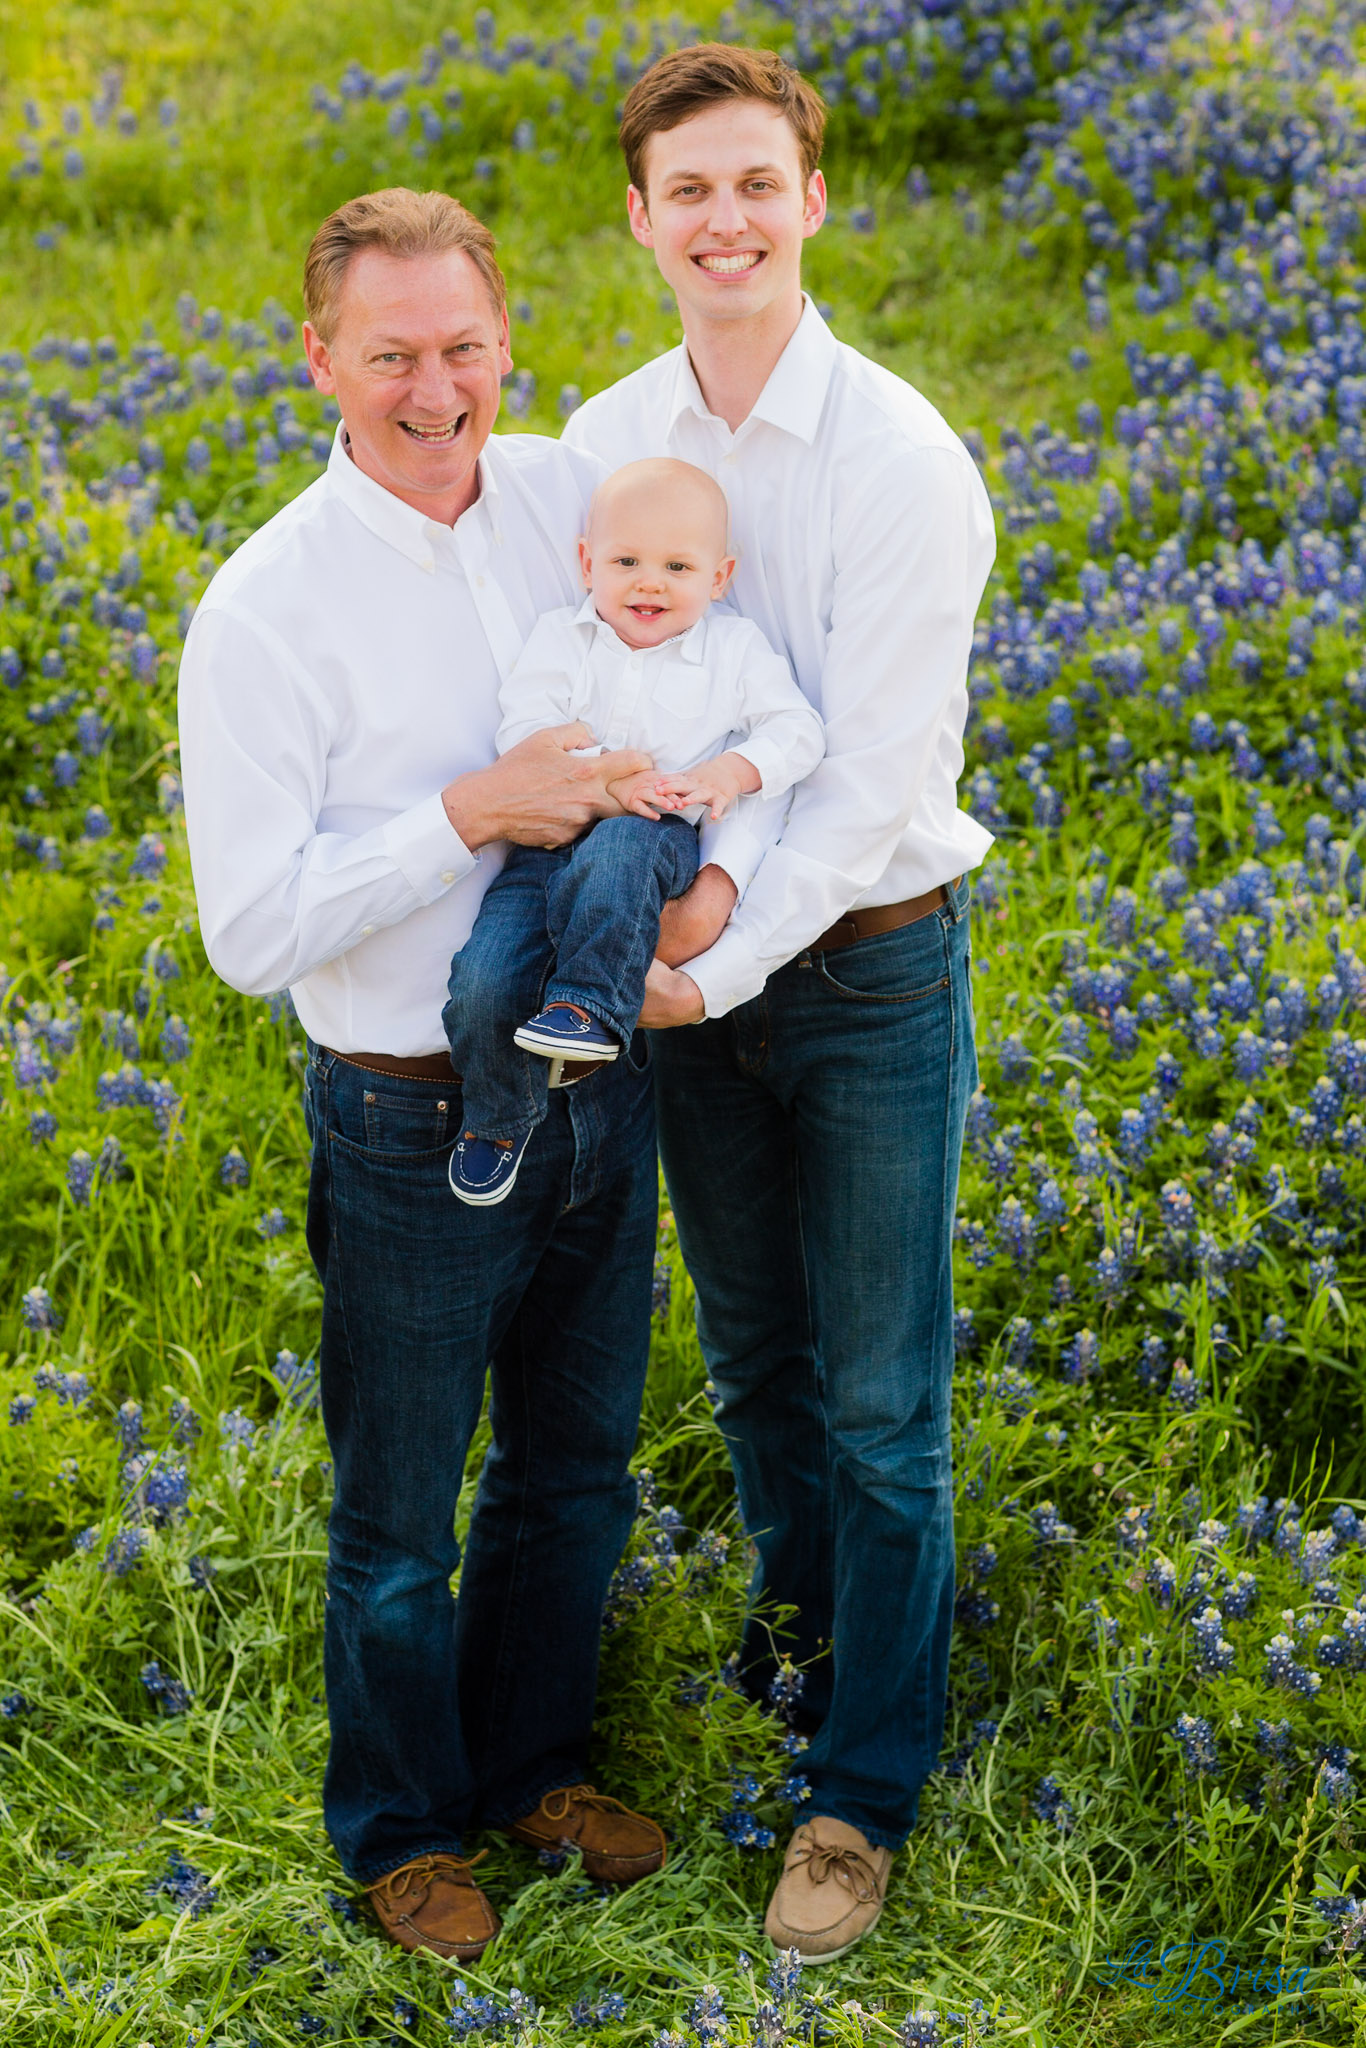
[495,595,825,810]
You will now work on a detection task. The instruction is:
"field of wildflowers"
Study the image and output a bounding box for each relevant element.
[4,0,1366,2039]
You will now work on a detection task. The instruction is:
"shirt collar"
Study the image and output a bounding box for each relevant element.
[573,590,708,663]
[667,293,837,446]
[326,423,501,571]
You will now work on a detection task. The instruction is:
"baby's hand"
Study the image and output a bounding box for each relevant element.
[605,767,666,819]
[651,750,761,822]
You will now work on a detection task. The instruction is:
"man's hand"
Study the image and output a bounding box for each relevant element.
[649,748,761,821]
[442,723,653,851]
[656,864,738,967]
[605,767,667,820]
[639,959,705,1029]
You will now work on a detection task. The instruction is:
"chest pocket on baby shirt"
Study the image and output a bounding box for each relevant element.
[651,663,707,723]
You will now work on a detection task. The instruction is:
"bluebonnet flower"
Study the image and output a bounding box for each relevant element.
[57,1371,91,1407]
[1147,1556,1177,1607]
[768,1661,804,1722]
[159,1016,191,1063]
[153,1853,216,1918]
[1172,1713,1220,1780]
[1029,1502,1074,1555]
[169,1396,200,1445]
[142,1461,191,1523]
[257,1207,288,1239]
[1222,1572,1258,1619]
[27,1110,57,1145]
[104,1528,145,1576]
[219,1409,256,1449]
[1264,1633,1321,1697]
[685,1988,729,2041]
[953,1306,977,1357]
[1031,1774,1075,1831]
[1255,1718,1292,1760]
[141,1660,193,1714]
[20,1286,59,1335]
[1060,1328,1099,1384]
[188,1556,216,1591]
[898,2014,942,2048]
[128,832,167,881]
[116,1399,144,1456]
[9,1394,36,1425]
[219,1146,249,1187]
[1191,1607,1234,1678]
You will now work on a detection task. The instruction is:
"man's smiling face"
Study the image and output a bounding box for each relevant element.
[627,100,825,329]
[303,245,512,524]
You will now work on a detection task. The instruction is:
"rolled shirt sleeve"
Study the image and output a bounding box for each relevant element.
[684,443,996,1019]
[179,604,476,999]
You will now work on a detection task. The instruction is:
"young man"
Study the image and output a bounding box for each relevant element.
[563,46,995,1958]
[179,189,667,1962]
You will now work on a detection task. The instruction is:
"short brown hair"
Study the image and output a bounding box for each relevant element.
[619,43,826,198]
[303,187,506,344]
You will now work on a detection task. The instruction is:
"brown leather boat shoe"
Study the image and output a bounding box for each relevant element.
[365,1851,499,1960]
[763,1816,892,1960]
[501,1783,667,1884]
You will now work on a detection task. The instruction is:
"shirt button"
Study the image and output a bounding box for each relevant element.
[440,870,456,885]
[474,573,486,588]
[361,924,374,937]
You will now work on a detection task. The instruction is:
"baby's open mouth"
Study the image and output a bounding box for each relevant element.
[399,416,467,445]
[628,604,665,616]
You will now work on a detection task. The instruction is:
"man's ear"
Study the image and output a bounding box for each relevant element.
[302,321,337,396]
[497,302,514,380]
[802,169,828,241]
[626,183,655,249]
[712,553,737,600]
[577,535,593,590]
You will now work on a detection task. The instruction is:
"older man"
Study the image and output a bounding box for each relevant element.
[179,189,667,1961]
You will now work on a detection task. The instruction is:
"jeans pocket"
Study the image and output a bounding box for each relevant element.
[359,1082,457,1152]
[813,919,952,1004]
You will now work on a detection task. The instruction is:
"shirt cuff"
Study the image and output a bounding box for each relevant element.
[696,811,767,899]
[380,791,479,903]
[681,926,766,1020]
[730,735,789,799]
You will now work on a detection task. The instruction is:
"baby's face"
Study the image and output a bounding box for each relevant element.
[579,488,734,650]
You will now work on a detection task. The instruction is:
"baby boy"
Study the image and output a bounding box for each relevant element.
[441,456,825,1205]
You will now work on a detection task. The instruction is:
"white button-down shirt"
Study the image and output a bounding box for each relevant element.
[496,596,825,820]
[563,296,997,1018]
[178,427,604,1056]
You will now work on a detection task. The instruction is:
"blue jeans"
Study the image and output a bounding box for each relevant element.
[301,1038,657,1882]
[443,814,699,1142]
[651,876,977,1849]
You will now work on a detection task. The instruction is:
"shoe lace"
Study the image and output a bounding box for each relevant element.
[790,1836,881,1903]
[538,1783,627,1825]
[375,1850,486,1903]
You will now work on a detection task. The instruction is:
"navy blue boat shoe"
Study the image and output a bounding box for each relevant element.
[513,1002,621,1061]
[448,1127,533,1206]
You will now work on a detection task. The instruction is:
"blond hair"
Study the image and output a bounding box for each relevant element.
[303,187,506,343]
[619,43,826,199]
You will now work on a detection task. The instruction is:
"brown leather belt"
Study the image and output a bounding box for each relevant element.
[323,1046,608,1085]
[810,878,962,955]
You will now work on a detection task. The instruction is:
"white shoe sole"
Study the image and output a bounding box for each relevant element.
[513,1023,620,1060]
